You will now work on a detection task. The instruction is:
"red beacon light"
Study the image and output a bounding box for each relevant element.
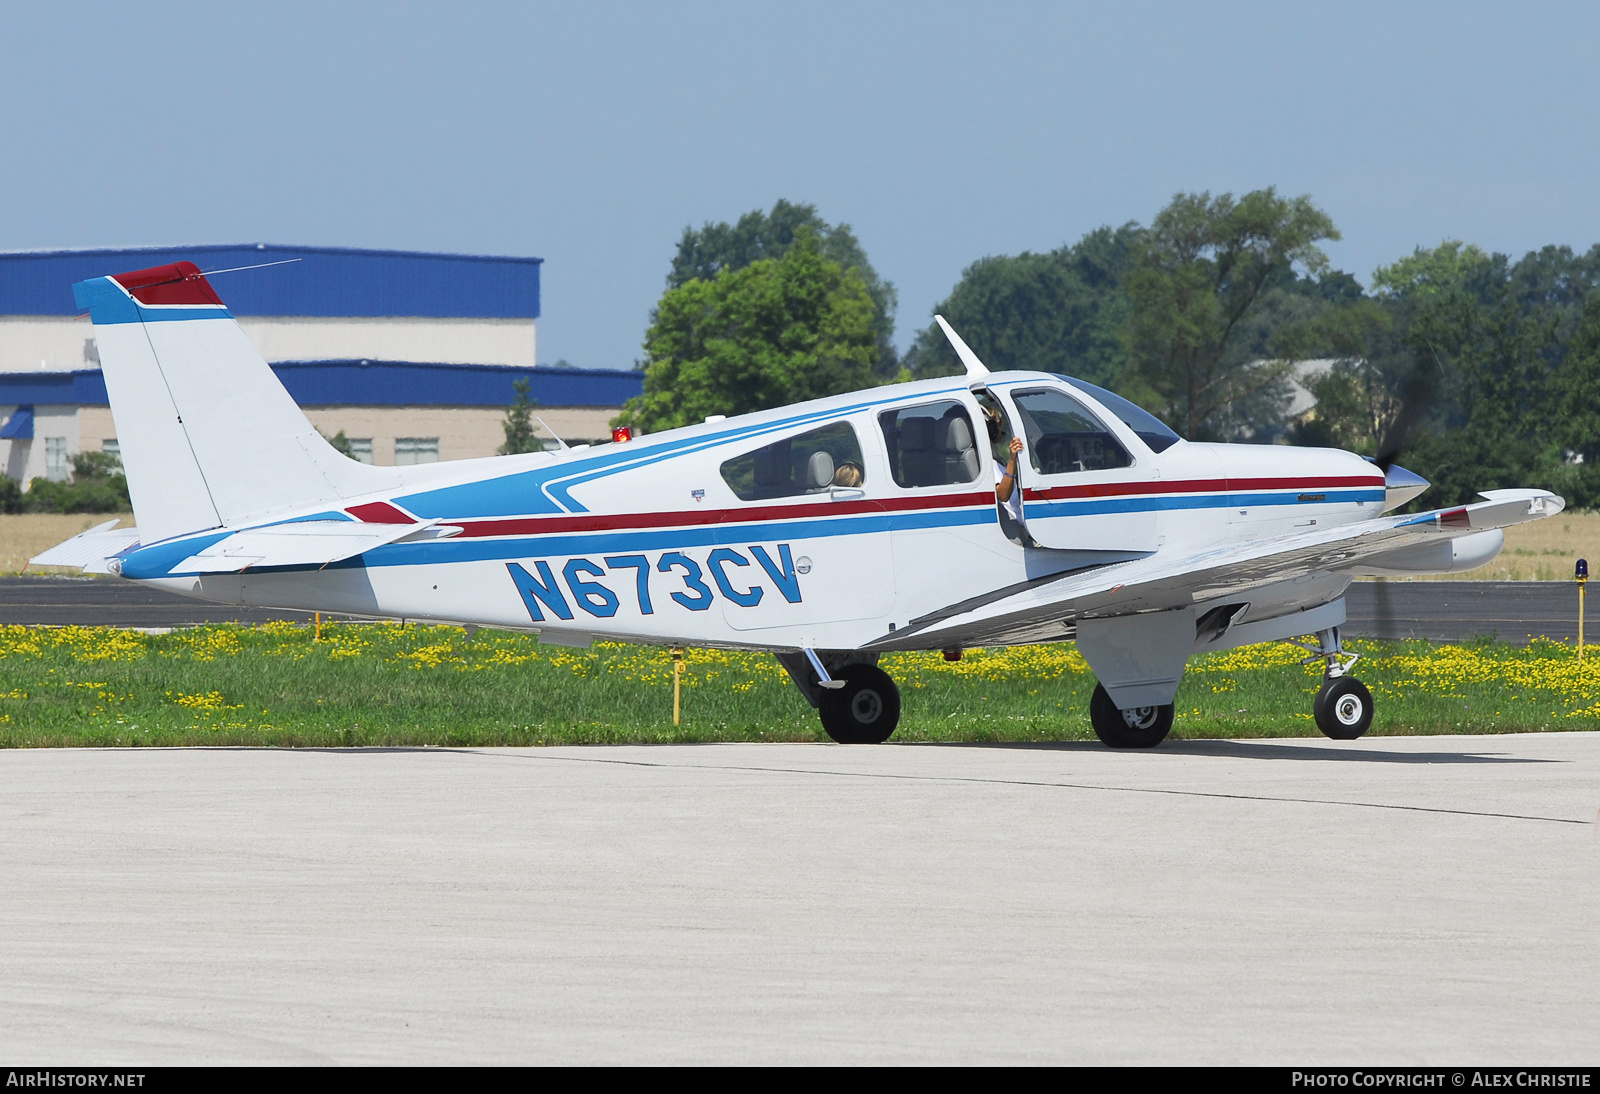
[612,426,633,444]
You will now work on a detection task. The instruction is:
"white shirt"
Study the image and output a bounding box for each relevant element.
[994,459,1025,525]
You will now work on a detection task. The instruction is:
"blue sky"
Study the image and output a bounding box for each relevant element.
[3,2,1597,369]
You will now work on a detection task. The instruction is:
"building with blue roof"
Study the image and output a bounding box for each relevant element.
[0,245,643,486]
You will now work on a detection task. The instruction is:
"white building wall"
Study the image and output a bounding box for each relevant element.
[239,317,535,367]
[297,406,617,464]
[7,403,617,484]
[0,318,101,372]
[0,404,79,487]
[0,315,537,371]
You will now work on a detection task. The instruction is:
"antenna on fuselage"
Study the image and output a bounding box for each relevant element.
[535,416,570,452]
[934,315,992,391]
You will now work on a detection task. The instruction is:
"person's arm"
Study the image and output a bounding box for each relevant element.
[995,437,1024,502]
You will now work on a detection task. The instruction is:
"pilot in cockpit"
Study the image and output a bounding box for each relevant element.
[985,407,1025,526]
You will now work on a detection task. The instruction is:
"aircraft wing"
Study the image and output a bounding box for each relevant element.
[870,489,1563,651]
[28,519,142,574]
[168,519,458,573]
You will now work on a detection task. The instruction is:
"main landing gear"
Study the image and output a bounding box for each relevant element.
[775,650,902,744]
[820,664,902,744]
[1294,626,1373,740]
[1088,683,1174,748]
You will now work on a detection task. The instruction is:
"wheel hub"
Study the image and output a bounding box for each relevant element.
[1335,694,1365,725]
[1121,706,1158,730]
[850,689,883,724]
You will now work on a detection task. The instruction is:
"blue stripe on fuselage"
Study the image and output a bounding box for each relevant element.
[124,489,1384,578]
[1027,487,1383,518]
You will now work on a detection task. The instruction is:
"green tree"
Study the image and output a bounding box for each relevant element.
[321,429,355,458]
[498,377,541,454]
[670,199,898,377]
[1121,188,1340,439]
[1351,240,1578,508]
[24,450,131,513]
[1557,295,1600,507]
[903,224,1142,384]
[617,229,877,433]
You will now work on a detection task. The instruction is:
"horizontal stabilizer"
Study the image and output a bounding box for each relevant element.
[29,520,142,574]
[170,519,459,574]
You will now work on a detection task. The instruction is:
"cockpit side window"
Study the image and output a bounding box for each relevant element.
[1011,388,1132,474]
[719,421,865,501]
[878,400,983,488]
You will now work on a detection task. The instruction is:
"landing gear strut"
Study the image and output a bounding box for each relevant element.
[1293,627,1373,740]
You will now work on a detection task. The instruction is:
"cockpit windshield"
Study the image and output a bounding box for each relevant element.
[1051,376,1182,453]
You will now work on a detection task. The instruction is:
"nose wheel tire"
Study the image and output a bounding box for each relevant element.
[819,664,901,744]
[1314,676,1373,740]
[1089,682,1173,748]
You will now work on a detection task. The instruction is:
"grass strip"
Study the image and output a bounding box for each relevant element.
[0,621,1596,748]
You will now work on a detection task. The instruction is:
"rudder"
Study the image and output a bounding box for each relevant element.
[74,262,393,543]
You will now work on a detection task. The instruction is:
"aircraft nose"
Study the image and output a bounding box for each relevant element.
[1383,463,1430,512]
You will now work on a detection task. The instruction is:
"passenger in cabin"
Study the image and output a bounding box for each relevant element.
[832,461,864,488]
[986,408,1025,525]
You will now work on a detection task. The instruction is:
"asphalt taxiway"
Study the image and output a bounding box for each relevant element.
[1,736,1596,1064]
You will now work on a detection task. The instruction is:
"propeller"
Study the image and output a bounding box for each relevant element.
[1363,341,1451,646]
[1371,337,1448,472]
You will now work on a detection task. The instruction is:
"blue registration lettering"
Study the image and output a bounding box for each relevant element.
[707,547,763,607]
[563,558,620,618]
[603,554,654,614]
[750,544,801,604]
[506,561,574,622]
[657,552,714,611]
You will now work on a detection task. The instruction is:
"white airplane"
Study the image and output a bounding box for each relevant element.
[35,261,1563,747]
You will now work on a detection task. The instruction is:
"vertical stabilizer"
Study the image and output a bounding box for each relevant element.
[74,262,395,543]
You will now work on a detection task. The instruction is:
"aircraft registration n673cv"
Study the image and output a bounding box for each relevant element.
[36,261,1564,747]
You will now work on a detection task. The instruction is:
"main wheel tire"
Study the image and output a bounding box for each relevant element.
[1314,676,1373,740]
[819,664,901,744]
[1088,682,1173,748]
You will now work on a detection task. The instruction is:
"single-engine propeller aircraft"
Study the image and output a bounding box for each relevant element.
[35,261,1564,747]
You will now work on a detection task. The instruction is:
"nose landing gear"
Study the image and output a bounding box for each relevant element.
[1292,627,1373,740]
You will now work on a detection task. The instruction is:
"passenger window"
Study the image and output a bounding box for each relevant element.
[1011,389,1131,474]
[878,400,982,488]
[720,421,865,501]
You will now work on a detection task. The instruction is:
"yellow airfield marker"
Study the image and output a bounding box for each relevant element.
[1576,559,1588,660]
[671,647,685,725]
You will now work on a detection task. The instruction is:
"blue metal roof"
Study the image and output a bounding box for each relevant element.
[0,362,640,409]
[0,244,541,319]
[0,406,32,440]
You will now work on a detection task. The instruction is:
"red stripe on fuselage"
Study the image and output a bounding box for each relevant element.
[449,491,995,538]
[436,475,1381,540]
[347,501,417,524]
[1023,474,1382,502]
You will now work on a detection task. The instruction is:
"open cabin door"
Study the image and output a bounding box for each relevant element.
[995,384,1160,553]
